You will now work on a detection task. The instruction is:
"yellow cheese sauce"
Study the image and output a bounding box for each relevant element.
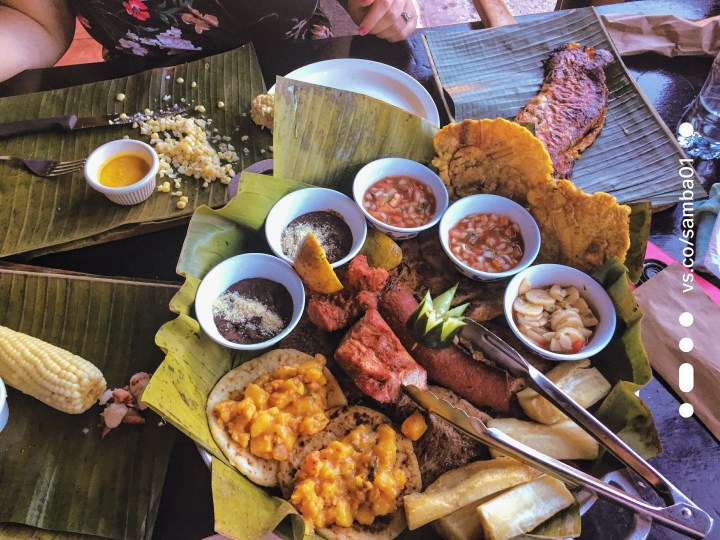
[213,357,330,461]
[291,423,407,529]
[98,152,151,188]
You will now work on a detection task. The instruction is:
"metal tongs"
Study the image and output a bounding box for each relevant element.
[404,320,714,539]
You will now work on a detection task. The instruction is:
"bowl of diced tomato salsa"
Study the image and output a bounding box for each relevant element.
[439,194,540,282]
[353,157,449,240]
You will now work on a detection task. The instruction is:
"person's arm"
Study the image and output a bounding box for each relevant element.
[0,0,75,82]
[340,0,419,42]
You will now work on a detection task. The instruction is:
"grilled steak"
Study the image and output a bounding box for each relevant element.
[515,43,614,179]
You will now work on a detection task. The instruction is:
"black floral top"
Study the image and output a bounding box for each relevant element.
[70,0,332,60]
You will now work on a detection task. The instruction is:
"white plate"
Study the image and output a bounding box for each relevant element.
[270,59,440,126]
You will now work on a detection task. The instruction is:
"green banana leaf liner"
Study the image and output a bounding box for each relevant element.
[0,44,270,259]
[142,80,658,540]
[0,267,179,539]
[143,192,658,540]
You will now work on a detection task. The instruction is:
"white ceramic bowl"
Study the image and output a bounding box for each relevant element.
[504,264,617,361]
[439,194,540,282]
[195,253,305,351]
[265,187,367,268]
[352,157,449,240]
[84,139,159,205]
[0,376,8,433]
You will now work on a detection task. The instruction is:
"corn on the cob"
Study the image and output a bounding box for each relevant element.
[0,325,107,414]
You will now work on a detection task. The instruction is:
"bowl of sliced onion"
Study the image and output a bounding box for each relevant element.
[504,264,616,361]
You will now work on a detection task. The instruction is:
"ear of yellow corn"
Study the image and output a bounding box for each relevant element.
[0,325,106,414]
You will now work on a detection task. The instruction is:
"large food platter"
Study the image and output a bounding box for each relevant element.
[139,73,666,539]
[0,14,710,539]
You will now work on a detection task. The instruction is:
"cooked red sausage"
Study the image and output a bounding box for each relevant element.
[379,285,512,413]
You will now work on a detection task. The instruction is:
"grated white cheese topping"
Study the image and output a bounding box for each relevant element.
[281,220,335,261]
[212,291,284,336]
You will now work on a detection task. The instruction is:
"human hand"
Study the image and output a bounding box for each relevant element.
[346,0,419,42]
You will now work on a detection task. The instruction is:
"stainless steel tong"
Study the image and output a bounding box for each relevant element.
[404,320,714,539]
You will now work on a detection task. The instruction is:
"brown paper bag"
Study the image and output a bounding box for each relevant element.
[601,14,720,57]
[634,263,720,441]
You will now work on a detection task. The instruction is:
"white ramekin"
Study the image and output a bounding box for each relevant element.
[195,253,306,351]
[265,187,367,269]
[353,157,449,240]
[84,139,159,205]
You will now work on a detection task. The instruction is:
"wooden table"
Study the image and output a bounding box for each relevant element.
[0,2,718,539]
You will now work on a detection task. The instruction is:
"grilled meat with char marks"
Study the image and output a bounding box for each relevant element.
[515,43,614,179]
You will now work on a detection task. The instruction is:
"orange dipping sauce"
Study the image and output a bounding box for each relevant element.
[98,152,150,188]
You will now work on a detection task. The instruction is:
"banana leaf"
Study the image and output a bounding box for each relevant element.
[143,179,661,540]
[0,43,270,259]
[142,78,660,540]
[273,77,438,190]
[625,202,652,284]
[590,258,662,476]
[422,7,706,206]
[0,267,178,539]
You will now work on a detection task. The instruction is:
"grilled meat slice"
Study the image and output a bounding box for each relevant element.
[334,308,427,403]
[515,43,614,179]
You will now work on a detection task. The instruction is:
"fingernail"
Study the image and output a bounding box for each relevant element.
[358,26,368,35]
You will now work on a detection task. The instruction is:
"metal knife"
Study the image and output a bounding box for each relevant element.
[0,105,186,140]
[404,384,713,539]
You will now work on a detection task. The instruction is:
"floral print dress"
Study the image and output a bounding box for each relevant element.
[70,0,333,60]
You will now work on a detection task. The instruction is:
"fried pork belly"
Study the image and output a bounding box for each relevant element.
[515,43,614,179]
[307,255,389,331]
[334,308,427,403]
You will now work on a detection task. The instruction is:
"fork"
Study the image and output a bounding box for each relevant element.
[0,155,86,177]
